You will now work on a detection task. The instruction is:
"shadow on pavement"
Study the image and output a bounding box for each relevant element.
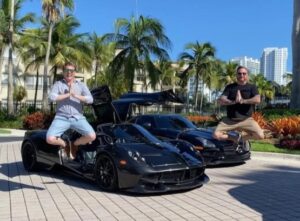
[227,165,300,220]
[0,137,24,143]
[0,162,44,191]
[1,160,205,196]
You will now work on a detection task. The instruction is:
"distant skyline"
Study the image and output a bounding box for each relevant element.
[20,0,293,71]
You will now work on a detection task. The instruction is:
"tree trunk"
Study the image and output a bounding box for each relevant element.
[199,80,204,114]
[94,63,98,87]
[34,68,39,111]
[50,66,57,113]
[0,48,4,104]
[42,22,54,112]
[7,0,15,115]
[194,74,199,110]
[291,0,300,108]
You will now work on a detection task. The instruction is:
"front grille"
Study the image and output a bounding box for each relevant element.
[160,170,184,182]
[142,168,204,184]
[222,143,237,155]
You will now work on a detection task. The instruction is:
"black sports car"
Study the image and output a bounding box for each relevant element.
[131,114,251,165]
[21,86,209,193]
[113,91,251,166]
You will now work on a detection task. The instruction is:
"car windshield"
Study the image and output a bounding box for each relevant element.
[156,116,197,130]
[102,124,161,144]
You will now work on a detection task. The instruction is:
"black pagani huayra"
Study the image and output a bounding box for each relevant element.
[21,86,209,193]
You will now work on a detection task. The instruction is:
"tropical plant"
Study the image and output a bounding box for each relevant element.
[104,15,171,91]
[156,60,180,91]
[13,84,27,111]
[291,0,300,108]
[88,32,115,88]
[179,41,216,112]
[46,15,91,83]
[0,0,34,115]
[41,0,74,112]
[19,27,47,111]
[249,74,275,106]
[223,62,238,85]
[268,116,300,137]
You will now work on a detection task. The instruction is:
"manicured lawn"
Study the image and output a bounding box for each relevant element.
[251,140,300,155]
[0,129,11,134]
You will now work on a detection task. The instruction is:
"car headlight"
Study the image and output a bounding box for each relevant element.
[128,150,146,163]
[195,137,216,148]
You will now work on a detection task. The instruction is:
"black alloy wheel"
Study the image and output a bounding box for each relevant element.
[22,141,39,171]
[94,154,117,191]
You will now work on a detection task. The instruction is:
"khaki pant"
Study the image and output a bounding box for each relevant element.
[214,117,264,140]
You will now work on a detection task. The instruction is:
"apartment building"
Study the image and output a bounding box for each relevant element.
[230,56,260,75]
[260,47,288,85]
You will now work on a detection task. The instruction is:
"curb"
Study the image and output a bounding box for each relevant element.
[252,151,300,162]
[0,129,26,137]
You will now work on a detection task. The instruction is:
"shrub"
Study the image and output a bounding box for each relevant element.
[23,112,54,130]
[186,115,218,127]
[252,112,269,129]
[280,138,300,150]
[261,109,300,121]
[268,116,300,137]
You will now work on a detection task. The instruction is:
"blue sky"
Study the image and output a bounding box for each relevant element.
[21,0,293,71]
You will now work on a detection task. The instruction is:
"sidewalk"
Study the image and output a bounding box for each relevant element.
[1,141,300,221]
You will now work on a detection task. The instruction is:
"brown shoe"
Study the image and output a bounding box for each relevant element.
[70,142,79,160]
[60,140,70,157]
[64,141,71,158]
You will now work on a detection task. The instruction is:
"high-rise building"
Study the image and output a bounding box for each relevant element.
[230,56,260,75]
[260,48,288,85]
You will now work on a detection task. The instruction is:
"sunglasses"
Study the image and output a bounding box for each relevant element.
[237,72,247,76]
[64,68,75,73]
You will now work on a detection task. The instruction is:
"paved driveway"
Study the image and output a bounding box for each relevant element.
[1,142,300,221]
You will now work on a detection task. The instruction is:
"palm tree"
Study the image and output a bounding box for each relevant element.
[0,0,34,114]
[291,0,300,108]
[88,32,115,88]
[19,27,47,111]
[179,41,216,111]
[0,8,8,104]
[41,0,73,112]
[104,15,171,91]
[223,62,238,84]
[47,15,91,83]
[250,74,274,107]
[156,60,180,91]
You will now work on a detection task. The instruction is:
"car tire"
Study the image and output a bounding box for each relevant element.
[21,141,39,171]
[94,154,118,191]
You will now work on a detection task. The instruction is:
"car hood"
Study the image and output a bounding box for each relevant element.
[118,142,201,168]
[180,128,214,140]
[179,128,234,146]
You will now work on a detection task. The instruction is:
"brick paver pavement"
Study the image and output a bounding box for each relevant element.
[1,142,300,221]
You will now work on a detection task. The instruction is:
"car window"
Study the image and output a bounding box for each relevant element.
[156,116,196,130]
[112,125,149,143]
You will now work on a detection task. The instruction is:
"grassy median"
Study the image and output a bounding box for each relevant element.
[251,140,300,155]
[0,129,11,134]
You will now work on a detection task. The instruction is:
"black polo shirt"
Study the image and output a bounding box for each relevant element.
[222,82,259,120]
